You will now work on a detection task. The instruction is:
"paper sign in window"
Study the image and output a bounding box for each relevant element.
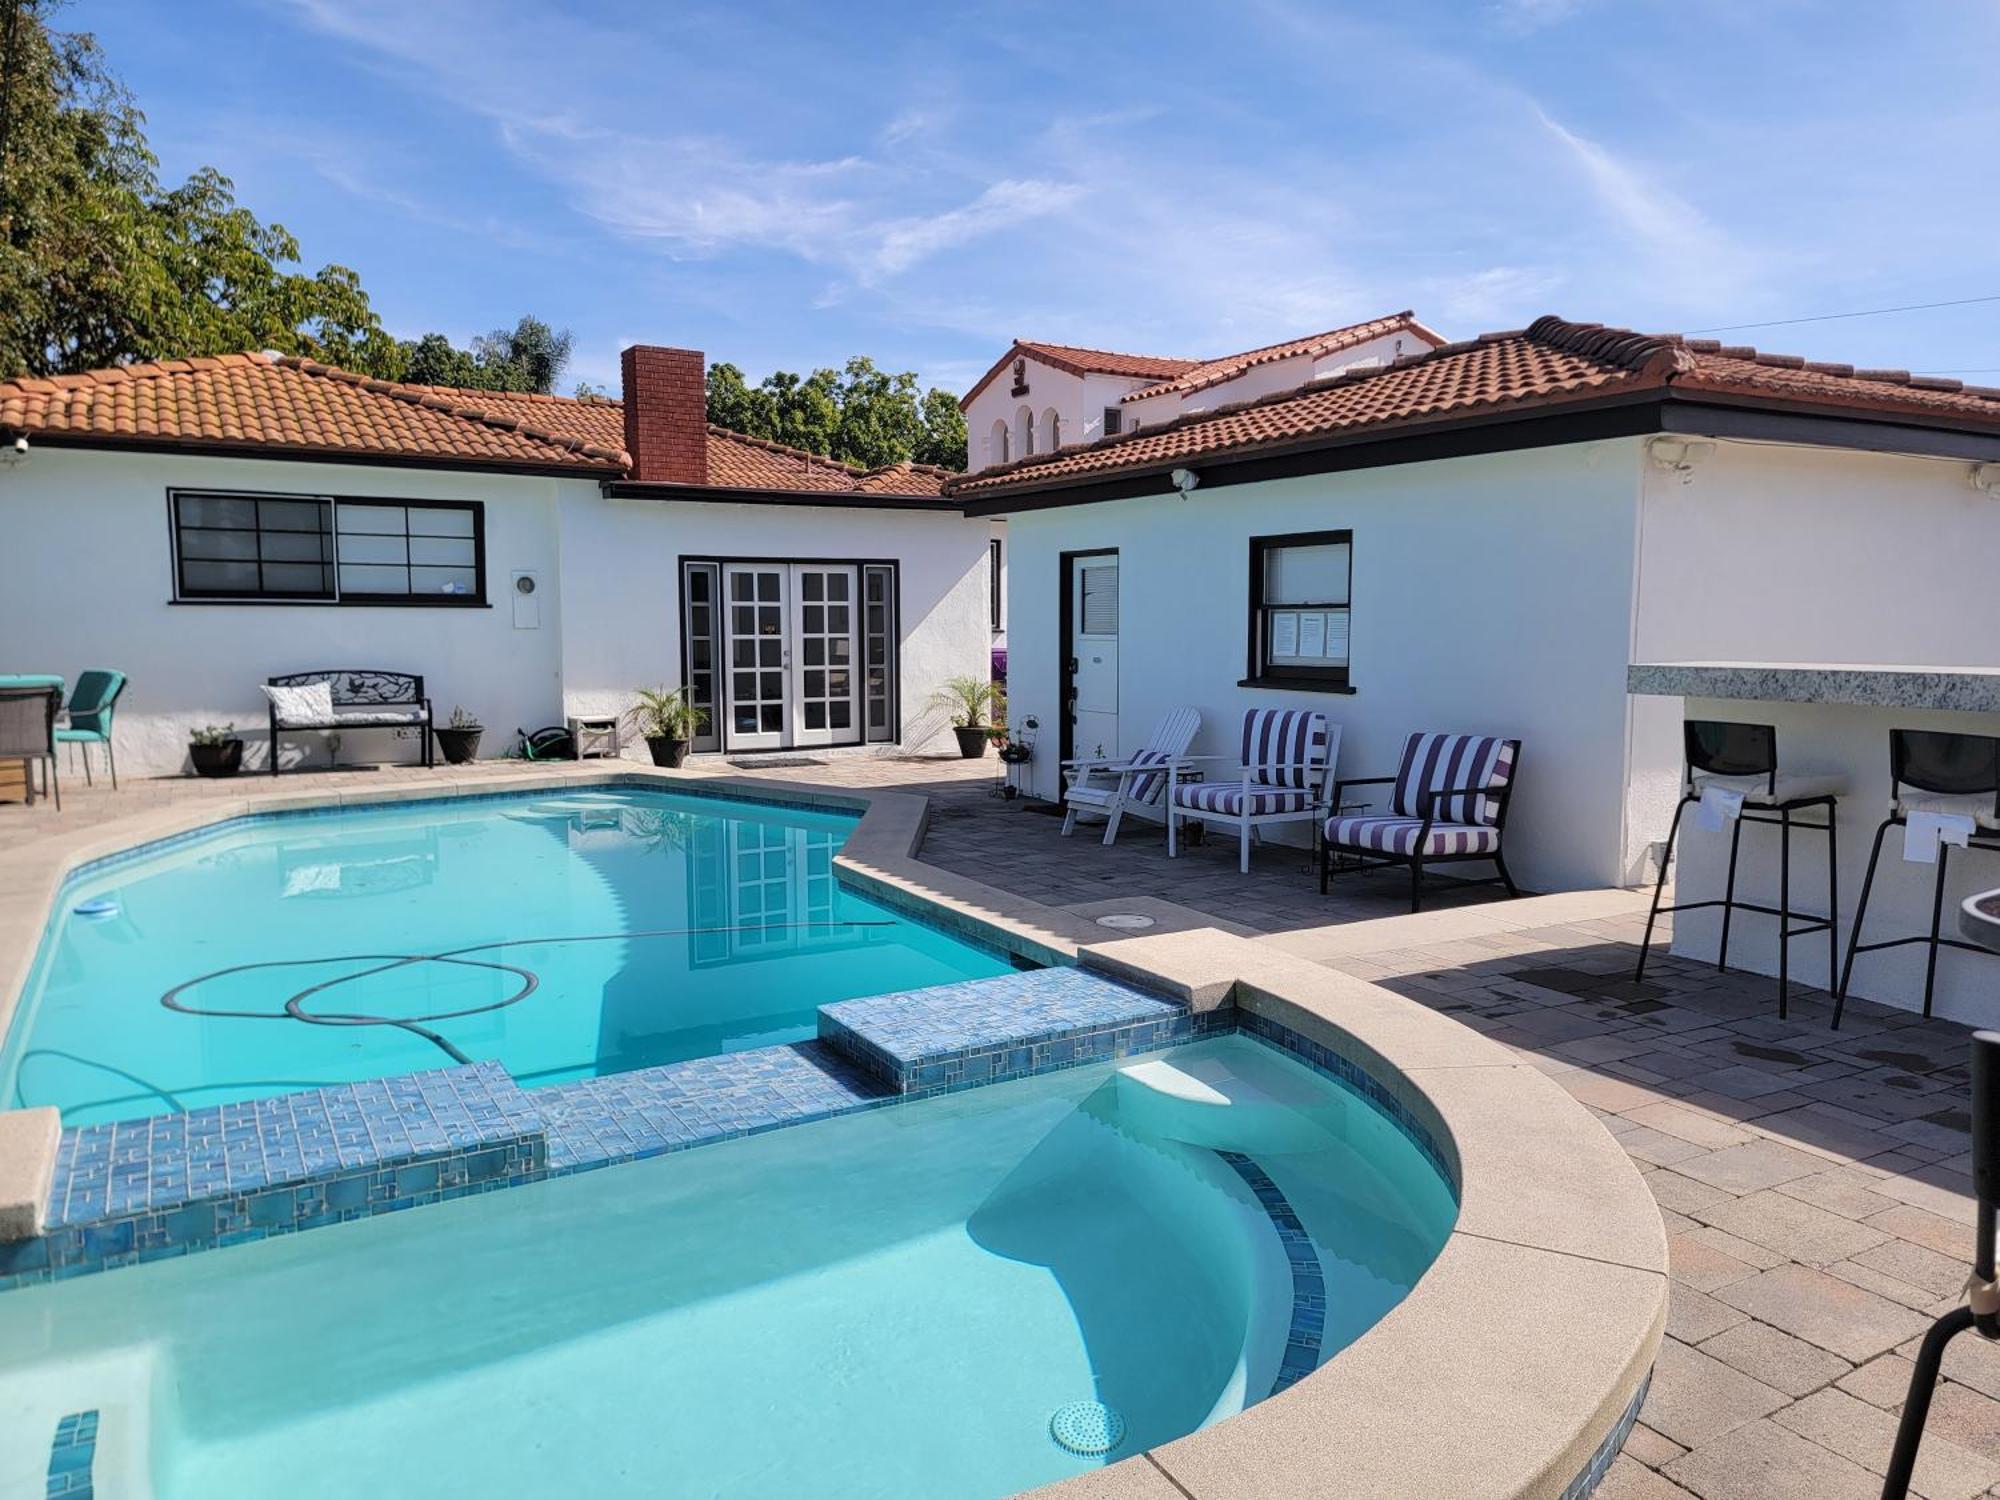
[1270,611,1300,658]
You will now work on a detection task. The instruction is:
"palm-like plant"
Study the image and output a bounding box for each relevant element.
[633,685,708,741]
[932,674,1002,729]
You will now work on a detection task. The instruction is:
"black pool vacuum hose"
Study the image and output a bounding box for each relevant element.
[155,920,900,1066]
[1882,1028,2000,1499]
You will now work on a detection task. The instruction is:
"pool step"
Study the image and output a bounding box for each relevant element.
[1114,1042,1337,1155]
[818,968,1193,1094]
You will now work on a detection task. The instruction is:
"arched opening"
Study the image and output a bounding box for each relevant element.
[1016,405,1036,458]
[989,418,1010,467]
[1041,408,1061,452]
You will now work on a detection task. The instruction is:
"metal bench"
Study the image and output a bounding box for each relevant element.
[267,670,433,775]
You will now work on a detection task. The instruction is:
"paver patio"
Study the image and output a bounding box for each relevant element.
[5,748,1998,1497]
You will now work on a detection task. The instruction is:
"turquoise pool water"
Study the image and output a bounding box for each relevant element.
[0,789,1013,1126]
[0,1035,1458,1499]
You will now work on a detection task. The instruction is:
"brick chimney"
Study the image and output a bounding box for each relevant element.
[619,345,707,484]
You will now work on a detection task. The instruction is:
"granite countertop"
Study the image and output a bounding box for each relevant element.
[1628,661,2000,713]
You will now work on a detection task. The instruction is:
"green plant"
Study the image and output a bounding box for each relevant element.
[932,675,1001,730]
[189,723,236,746]
[447,705,481,730]
[633,685,708,741]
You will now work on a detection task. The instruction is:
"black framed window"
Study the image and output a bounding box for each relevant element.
[1102,406,1123,437]
[172,491,335,600]
[170,490,486,606]
[1246,530,1351,691]
[989,537,1003,632]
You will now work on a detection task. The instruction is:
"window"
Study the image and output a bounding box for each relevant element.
[1101,406,1123,437]
[989,418,1009,466]
[1016,404,1036,457]
[1247,530,1351,690]
[170,489,485,605]
[989,537,1003,632]
[1040,407,1060,453]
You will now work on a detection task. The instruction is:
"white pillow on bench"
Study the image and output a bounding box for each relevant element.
[261,681,335,728]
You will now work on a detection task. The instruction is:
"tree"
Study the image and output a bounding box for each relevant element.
[915,386,968,470]
[705,353,967,471]
[399,315,573,393]
[0,1,402,378]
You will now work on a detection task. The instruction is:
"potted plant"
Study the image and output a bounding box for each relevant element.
[189,723,243,778]
[435,706,484,765]
[933,675,1002,759]
[634,685,707,769]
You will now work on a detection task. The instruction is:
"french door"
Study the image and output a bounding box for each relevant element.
[720,563,862,751]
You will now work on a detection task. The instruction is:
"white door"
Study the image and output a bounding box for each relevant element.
[724,564,789,750]
[789,564,860,748]
[1069,555,1119,761]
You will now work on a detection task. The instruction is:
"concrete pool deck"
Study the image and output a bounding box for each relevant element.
[0,752,1991,1495]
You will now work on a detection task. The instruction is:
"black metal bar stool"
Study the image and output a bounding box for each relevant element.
[1833,729,2000,1028]
[1637,720,1842,1018]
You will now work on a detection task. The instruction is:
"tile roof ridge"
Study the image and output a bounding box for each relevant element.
[1121,309,1443,401]
[1672,337,2000,405]
[278,355,628,464]
[1523,315,1691,378]
[1016,337,1197,367]
[705,423,865,476]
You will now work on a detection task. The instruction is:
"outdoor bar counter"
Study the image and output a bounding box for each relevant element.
[1628,661,2000,1025]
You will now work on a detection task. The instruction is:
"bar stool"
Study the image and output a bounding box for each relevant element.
[1833,729,2000,1029]
[1637,721,1842,1018]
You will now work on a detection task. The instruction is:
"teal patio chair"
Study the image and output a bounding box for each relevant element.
[56,669,126,788]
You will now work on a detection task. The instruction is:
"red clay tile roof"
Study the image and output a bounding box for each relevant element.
[958,340,1199,409]
[1118,311,1446,403]
[0,353,956,497]
[949,315,2000,499]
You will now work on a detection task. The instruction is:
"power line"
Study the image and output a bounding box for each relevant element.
[1688,294,2000,336]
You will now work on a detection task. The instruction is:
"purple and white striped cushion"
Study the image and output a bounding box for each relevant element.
[1391,734,1516,826]
[1324,815,1501,857]
[1240,708,1331,791]
[1172,782,1314,817]
[1125,748,1174,805]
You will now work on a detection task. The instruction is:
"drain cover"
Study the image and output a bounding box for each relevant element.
[1093,913,1156,931]
[72,898,119,919]
[1049,1401,1125,1456]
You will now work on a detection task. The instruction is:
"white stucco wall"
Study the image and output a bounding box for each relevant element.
[554,492,995,755]
[0,448,998,776]
[1633,440,2000,1018]
[964,360,1157,471]
[0,447,568,776]
[999,439,1653,893]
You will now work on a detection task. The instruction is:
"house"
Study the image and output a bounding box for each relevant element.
[0,345,991,773]
[952,315,2000,1016]
[958,311,1445,471]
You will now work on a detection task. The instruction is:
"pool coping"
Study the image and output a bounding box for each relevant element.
[0,763,1665,1500]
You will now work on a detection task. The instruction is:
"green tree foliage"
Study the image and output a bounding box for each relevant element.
[401,316,573,394]
[706,354,968,471]
[0,1,402,378]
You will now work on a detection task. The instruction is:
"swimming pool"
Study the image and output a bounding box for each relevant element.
[0,1034,1457,1499]
[0,789,1014,1127]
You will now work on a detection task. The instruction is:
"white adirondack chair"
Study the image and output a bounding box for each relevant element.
[1168,708,1341,873]
[1060,707,1202,845]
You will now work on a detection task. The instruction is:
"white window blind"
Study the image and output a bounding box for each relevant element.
[1080,565,1118,635]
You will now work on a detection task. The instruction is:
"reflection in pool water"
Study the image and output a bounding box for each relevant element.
[0,790,1014,1125]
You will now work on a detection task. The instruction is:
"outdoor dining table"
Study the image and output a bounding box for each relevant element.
[0,673,64,804]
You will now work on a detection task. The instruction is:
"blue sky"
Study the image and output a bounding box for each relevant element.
[80,0,2000,396]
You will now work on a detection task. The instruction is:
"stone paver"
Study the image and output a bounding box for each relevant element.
[6,748,1999,1494]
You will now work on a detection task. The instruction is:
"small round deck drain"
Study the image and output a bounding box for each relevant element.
[1093,913,1155,931]
[1050,1401,1125,1456]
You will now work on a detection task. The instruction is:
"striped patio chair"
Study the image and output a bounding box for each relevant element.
[1320,732,1522,912]
[1167,708,1341,873]
[1060,707,1202,845]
